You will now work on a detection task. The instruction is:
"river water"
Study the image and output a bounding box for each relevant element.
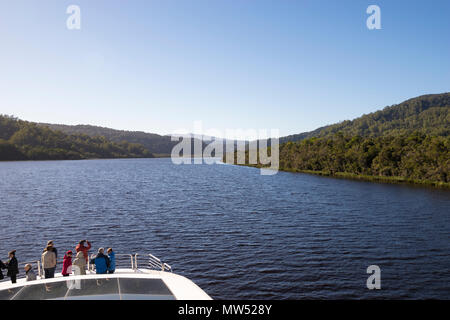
[0,158,449,299]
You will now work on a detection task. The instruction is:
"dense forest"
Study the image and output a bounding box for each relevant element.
[0,115,153,161]
[239,93,450,187]
[278,132,449,186]
[280,93,450,144]
[41,123,247,157]
[41,123,203,156]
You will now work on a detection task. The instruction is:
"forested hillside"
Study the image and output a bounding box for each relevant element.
[241,93,450,187]
[41,123,200,156]
[41,123,248,157]
[279,132,449,185]
[280,93,450,144]
[0,115,153,161]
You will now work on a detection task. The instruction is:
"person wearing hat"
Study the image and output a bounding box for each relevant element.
[90,248,110,274]
[62,251,73,277]
[24,264,37,281]
[6,250,19,283]
[43,240,58,264]
[42,245,57,278]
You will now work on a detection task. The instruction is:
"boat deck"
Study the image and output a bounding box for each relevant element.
[0,268,211,300]
[0,253,211,300]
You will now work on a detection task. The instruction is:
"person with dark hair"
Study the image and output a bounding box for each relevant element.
[90,248,110,274]
[6,250,19,284]
[107,248,116,274]
[0,259,6,280]
[75,240,91,263]
[62,251,73,276]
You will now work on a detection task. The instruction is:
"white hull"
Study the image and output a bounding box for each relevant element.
[0,268,211,300]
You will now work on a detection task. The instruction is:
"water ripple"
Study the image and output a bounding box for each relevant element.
[0,158,449,299]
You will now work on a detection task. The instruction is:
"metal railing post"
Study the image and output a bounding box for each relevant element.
[37,260,42,279]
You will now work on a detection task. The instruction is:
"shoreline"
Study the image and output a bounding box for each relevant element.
[241,164,450,189]
[0,156,155,163]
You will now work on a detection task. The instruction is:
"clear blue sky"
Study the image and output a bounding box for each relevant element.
[0,0,449,139]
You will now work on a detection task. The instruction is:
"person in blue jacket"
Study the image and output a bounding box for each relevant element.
[90,248,110,274]
[107,248,116,274]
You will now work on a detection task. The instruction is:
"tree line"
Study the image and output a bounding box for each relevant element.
[235,93,450,187]
[279,132,449,185]
[0,115,153,161]
[280,93,449,144]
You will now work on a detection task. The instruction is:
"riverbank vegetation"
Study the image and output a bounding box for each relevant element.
[278,132,449,187]
[232,93,450,188]
[234,132,449,188]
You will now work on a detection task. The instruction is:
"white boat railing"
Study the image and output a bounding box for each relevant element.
[86,253,134,272]
[135,253,172,272]
[0,253,171,282]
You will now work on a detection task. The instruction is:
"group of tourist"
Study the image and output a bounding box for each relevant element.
[0,239,116,284]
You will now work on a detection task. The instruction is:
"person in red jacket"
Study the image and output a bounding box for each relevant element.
[62,251,73,276]
[75,240,91,263]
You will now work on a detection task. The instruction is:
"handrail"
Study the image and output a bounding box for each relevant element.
[115,254,134,270]
[133,253,172,272]
[1,252,172,281]
[37,260,42,278]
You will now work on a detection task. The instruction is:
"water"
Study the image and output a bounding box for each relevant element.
[0,158,449,299]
